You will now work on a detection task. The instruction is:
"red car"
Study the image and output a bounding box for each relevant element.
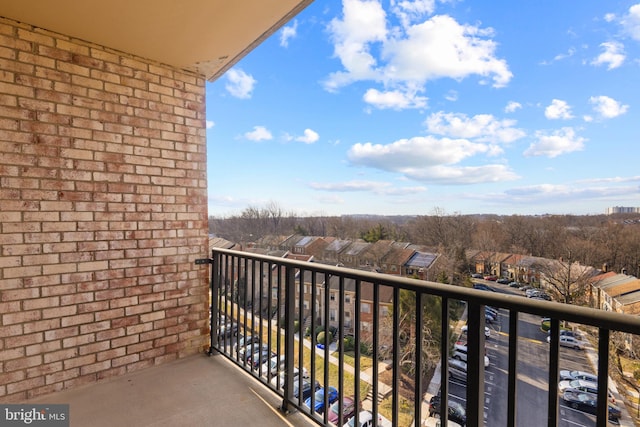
[327,396,358,424]
[483,275,498,281]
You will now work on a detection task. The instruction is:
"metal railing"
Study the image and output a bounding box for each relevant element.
[201,248,640,427]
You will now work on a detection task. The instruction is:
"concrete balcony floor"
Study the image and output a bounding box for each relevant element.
[32,353,316,427]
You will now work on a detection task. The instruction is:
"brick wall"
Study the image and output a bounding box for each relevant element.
[0,17,209,401]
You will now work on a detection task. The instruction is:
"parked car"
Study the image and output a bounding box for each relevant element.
[428,393,467,426]
[327,396,359,425]
[483,275,498,281]
[294,378,321,401]
[547,329,579,339]
[508,281,523,288]
[452,342,489,368]
[239,342,269,361]
[525,288,543,297]
[249,349,275,369]
[233,334,260,353]
[546,335,585,350]
[305,386,339,413]
[424,417,463,427]
[560,370,598,383]
[484,308,498,323]
[561,390,621,421]
[473,283,493,292]
[343,410,392,427]
[461,325,490,338]
[496,278,510,284]
[558,379,615,403]
[258,354,285,376]
[269,366,309,387]
[448,359,467,383]
[219,321,238,337]
[471,273,484,279]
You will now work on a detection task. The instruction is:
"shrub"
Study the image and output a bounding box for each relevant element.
[317,331,326,345]
[343,335,355,352]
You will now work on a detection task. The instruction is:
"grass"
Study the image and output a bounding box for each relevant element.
[378,395,415,427]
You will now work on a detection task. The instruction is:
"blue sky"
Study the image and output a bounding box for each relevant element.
[205,0,640,218]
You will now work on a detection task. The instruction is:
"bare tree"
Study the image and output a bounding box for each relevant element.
[533,252,598,305]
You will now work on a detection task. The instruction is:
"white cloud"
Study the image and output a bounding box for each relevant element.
[504,101,522,113]
[324,1,512,109]
[206,120,215,129]
[604,13,616,23]
[324,0,388,92]
[554,47,575,61]
[591,41,625,70]
[244,126,273,142]
[425,111,525,144]
[295,129,320,144]
[524,127,586,158]
[391,0,436,27]
[363,88,428,109]
[589,95,629,118]
[622,4,640,41]
[545,99,573,120]
[225,69,257,99]
[309,180,427,195]
[444,90,458,101]
[382,15,512,87]
[280,20,298,47]
[346,135,518,184]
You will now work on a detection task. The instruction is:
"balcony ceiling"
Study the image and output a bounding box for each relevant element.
[0,0,313,81]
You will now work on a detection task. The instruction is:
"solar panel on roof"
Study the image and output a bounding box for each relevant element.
[406,252,437,267]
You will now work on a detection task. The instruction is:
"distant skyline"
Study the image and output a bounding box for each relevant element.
[205,1,640,218]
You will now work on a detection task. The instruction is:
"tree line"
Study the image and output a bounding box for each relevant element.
[209,203,640,280]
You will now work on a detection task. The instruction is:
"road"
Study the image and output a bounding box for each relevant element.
[442,281,630,426]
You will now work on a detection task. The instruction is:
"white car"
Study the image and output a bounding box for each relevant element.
[259,355,285,377]
[558,379,615,403]
[452,342,490,368]
[424,417,462,427]
[461,324,490,338]
[448,358,467,383]
[269,366,309,388]
[546,335,584,350]
[559,370,598,383]
[343,411,392,427]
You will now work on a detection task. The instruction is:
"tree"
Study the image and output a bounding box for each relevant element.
[532,252,597,305]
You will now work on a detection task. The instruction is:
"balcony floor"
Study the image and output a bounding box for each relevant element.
[31,353,316,427]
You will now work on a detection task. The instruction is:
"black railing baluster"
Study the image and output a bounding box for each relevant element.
[596,328,610,427]
[391,286,400,427]
[466,301,485,427]
[548,318,560,427]
[414,292,423,425]
[281,264,296,413]
[507,310,519,427]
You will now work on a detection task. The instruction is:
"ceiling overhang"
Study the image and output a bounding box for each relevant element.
[0,0,313,81]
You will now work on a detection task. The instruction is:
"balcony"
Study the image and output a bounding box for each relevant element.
[32,248,640,427]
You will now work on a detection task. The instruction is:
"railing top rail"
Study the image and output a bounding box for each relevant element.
[211,248,640,334]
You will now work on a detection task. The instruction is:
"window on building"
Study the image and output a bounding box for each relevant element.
[345,295,351,304]
[330,292,336,301]
[381,306,389,316]
[361,303,371,313]
[330,309,336,322]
